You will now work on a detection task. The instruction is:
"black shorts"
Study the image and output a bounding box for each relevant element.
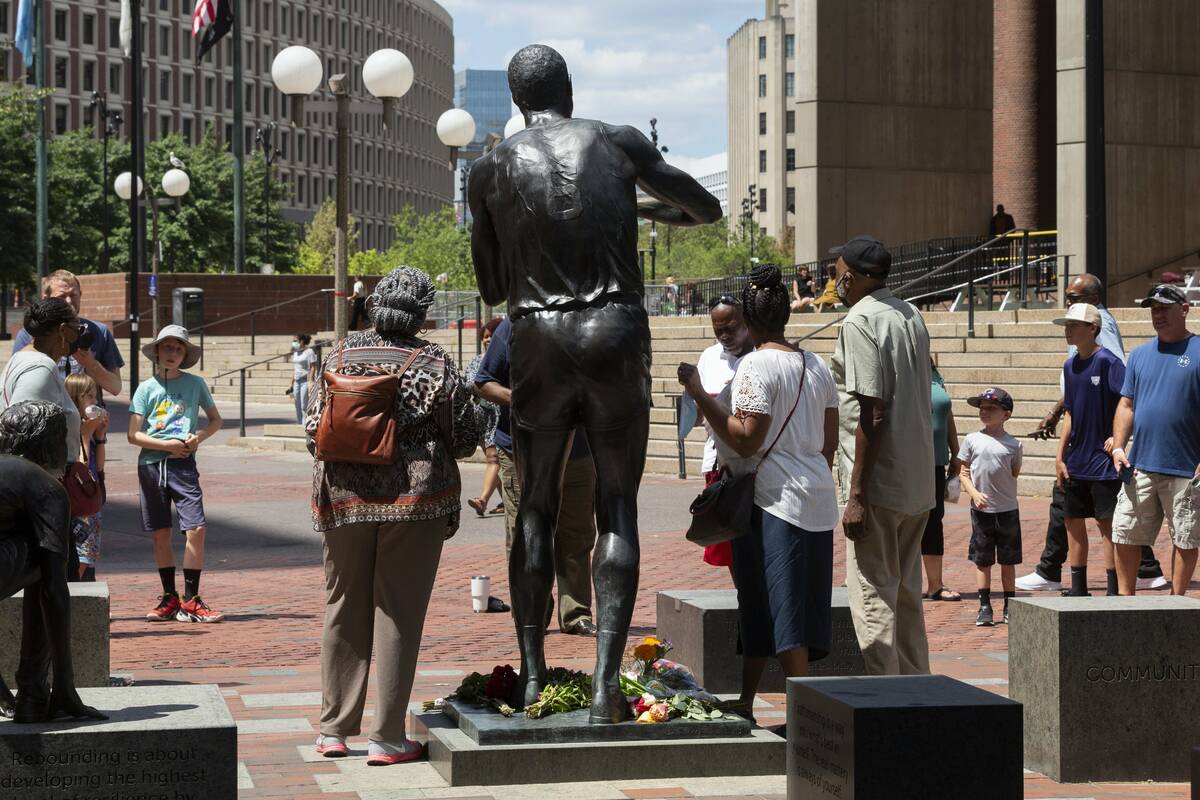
[1061,478,1121,521]
[969,508,1022,567]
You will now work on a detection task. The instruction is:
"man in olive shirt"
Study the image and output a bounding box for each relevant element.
[830,236,934,675]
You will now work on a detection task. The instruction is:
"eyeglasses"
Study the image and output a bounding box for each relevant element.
[708,294,740,309]
[1065,293,1094,304]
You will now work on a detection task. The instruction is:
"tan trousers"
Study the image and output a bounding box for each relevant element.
[497,448,597,628]
[845,503,931,675]
[319,517,446,742]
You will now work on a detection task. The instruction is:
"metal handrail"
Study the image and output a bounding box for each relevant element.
[902,255,1057,305]
[208,338,334,437]
[1107,244,1200,293]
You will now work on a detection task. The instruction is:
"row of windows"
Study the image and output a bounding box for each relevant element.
[758,149,796,172]
[757,72,796,98]
[758,110,797,135]
[757,34,795,59]
[746,187,797,217]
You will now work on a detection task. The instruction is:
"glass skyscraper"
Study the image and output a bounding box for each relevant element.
[454,69,513,221]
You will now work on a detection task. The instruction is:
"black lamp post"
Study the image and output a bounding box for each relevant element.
[89,92,123,274]
[254,122,281,267]
[648,118,669,283]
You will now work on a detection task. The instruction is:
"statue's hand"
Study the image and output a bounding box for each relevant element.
[49,688,107,720]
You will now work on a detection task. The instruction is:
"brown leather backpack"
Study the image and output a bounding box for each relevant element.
[314,347,421,465]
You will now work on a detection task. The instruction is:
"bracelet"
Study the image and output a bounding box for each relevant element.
[95,437,108,444]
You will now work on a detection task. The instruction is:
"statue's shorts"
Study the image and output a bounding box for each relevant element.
[509,302,651,434]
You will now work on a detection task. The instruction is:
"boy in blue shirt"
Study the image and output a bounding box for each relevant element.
[1054,303,1125,596]
[126,326,224,623]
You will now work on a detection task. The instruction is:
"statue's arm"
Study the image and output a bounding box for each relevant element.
[608,124,722,227]
[467,156,507,306]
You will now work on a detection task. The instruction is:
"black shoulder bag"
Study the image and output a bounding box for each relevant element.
[685,351,807,547]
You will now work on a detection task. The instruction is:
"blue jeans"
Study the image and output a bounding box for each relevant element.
[294,379,309,425]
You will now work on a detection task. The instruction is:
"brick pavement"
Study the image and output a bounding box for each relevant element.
[86,421,1190,799]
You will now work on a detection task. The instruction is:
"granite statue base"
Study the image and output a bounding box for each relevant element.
[786,675,1022,799]
[1009,596,1200,783]
[0,581,110,687]
[411,702,783,786]
[656,588,865,694]
[0,685,237,799]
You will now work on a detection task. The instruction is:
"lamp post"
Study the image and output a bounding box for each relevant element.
[254,122,281,267]
[437,109,476,227]
[648,118,669,283]
[272,45,414,340]
[116,165,190,335]
[89,92,123,274]
[744,183,759,272]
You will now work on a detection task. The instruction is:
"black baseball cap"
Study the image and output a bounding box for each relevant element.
[967,387,1014,413]
[1139,284,1188,307]
[829,236,891,278]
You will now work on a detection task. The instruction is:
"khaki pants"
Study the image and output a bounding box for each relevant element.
[845,504,931,675]
[497,448,597,628]
[319,517,447,742]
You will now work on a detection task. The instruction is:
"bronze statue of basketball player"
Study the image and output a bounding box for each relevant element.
[467,44,722,723]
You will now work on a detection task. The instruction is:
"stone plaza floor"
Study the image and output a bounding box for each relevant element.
[86,403,1192,799]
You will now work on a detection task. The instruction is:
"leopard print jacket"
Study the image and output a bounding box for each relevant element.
[305,330,480,534]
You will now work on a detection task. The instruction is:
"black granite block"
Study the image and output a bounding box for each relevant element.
[657,588,865,695]
[1009,596,1200,782]
[786,675,1022,800]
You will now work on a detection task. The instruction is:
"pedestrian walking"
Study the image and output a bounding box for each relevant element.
[958,388,1024,626]
[830,235,934,675]
[1053,303,1125,596]
[1110,284,1200,596]
[348,276,367,331]
[465,318,504,518]
[129,325,224,624]
[922,360,961,601]
[677,263,838,710]
[306,266,480,764]
[291,334,319,425]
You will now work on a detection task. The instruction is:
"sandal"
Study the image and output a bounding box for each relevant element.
[488,503,504,515]
[467,498,486,517]
[928,588,962,602]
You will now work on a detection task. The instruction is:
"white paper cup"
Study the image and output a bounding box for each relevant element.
[471,575,490,613]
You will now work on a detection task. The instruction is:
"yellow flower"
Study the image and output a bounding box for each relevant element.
[633,637,662,662]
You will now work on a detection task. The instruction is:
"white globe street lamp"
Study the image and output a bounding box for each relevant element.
[504,114,526,139]
[161,168,190,198]
[363,48,414,129]
[437,108,477,167]
[114,171,143,201]
[271,45,323,125]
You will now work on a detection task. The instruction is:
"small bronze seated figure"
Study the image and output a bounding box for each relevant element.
[0,400,105,723]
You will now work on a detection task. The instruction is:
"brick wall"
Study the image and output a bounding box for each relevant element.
[73,273,383,338]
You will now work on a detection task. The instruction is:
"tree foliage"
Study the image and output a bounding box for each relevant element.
[0,86,43,287]
[635,220,791,281]
[294,197,359,275]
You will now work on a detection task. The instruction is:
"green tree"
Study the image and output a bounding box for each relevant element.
[386,205,473,288]
[0,86,42,287]
[294,197,359,275]
[47,129,106,273]
[635,220,790,281]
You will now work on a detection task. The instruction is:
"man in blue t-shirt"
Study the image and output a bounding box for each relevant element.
[1111,284,1200,596]
[1054,303,1126,596]
[474,318,598,636]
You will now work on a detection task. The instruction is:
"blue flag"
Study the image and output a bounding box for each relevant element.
[15,0,34,67]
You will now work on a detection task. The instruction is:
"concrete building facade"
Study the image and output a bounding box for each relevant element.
[0,0,457,253]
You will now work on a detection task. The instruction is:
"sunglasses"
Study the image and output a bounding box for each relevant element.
[1064,293,1095,304]
[708,294,741,309]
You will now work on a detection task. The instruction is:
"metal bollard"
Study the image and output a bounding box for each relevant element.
[250,312,256,355]
[239,368,246,438]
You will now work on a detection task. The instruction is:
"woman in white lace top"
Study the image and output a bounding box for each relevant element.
[677,263,838,714]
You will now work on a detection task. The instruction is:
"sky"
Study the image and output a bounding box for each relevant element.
[439,0,762,161]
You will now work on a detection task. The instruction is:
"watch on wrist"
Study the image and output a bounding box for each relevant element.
[95,436,108,444]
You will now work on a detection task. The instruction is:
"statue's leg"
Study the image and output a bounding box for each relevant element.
[14,578,52,723]
[0,540,39,720]
[509,423,573,708]
[585,412,649,723]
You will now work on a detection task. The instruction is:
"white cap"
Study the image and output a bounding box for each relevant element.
[1053,303,1101,327]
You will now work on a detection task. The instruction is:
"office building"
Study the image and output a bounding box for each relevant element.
[453,67,511,221]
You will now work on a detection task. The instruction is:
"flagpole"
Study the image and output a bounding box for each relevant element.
[128,0,144,385]
[231,0,245,273]
[34,0,48,281]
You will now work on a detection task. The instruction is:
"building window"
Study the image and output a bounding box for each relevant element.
[204,76,214,107]
[244,82,252,112]
[82,61,95,92]
[183,117,194,143]
[109,18,120,49]
[182,73,193,104]
[757,35,766,59]
[83,13,95,45]
[758,75,766,98]
[54,9,66,41]
[785,72,794,97]
[758,188,767,213]
[159,70,170,101]
[786,187,795,214]
[281,4,288,35]
[759,112,767,136]
[759,150,767,173]
[54,103,68,134]
[224,122,233,148]
[786,148,795,171]
[109,63,122,95]
[786,110,795,134]
[280,131,289,159]
[224,79,233,110]
[262,86,271,116]
[182,31,190,60]
[54,57,67,89]
[245,125,254,154]
[297,174,306,204]
[159,113,171,134]
[312,136,320,165]
[784,34,794,59]
[159,24,169,56]
[263,1,271,29]
[0,2,9,36]
[159,0,168,10]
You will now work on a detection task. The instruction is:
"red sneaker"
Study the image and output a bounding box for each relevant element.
[146,593,181,622]
[176,596,225,623]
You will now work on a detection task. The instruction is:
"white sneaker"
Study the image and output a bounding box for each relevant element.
[1136,575,1170,590]
[1015,572,1062,592]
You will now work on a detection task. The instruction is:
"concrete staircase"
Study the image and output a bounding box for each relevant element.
[216,308,1194,498]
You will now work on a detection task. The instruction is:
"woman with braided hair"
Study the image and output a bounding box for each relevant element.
[678,263,839,712]
[305,265,480,765]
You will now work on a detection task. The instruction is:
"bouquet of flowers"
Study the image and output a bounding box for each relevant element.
[424,665,517,717]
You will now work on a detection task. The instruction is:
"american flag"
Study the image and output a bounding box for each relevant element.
[191,0,233,65]
[191,0,216,36]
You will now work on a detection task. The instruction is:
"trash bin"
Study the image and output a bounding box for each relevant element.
[172,287,204,331]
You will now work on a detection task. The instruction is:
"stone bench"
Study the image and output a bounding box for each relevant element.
[656,588,865,695]
[0,684,237,799]
[0,581,109,687]
[786,675,1022,799]
[1009,595,1200,783]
